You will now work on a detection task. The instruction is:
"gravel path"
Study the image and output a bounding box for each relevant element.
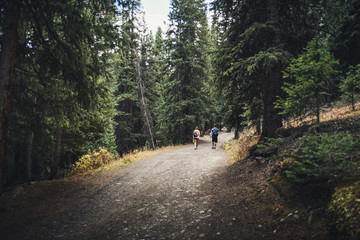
[1,132,234,240]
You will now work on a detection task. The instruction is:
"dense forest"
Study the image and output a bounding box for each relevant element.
[0,0,359,196]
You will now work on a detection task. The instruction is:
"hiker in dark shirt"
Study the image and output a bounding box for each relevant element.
[210,124,219,149]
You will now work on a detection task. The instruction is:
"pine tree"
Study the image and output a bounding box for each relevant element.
[326,0,360,67]
[142,28,167,146]
[114,14,145,155]
[160,0,210,144]
[276,37,340,124]
[212,0,320,137]
[340,64,360,111]
[0,0,119,187]
[0,0,23,192]
[115,0,158,154]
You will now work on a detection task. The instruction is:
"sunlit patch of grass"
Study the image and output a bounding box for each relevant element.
[224,103,360,165]
[224,128,260,163]
[321,102,360,122]
[283,101,360,128]
[70,145,178,176]
[98,145,178,173]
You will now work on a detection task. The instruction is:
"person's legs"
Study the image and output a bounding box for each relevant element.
[194,138,199,149]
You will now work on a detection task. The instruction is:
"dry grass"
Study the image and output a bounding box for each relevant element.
[283,101,360,128]
[97,145,178,173]
[225,102,360,164]
[321,102,360,121]
[224,128,260,163]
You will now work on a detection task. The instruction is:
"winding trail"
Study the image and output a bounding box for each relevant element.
[1,132,235,240]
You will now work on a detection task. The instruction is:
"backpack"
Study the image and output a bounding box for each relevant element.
[212,128,219,136]
[193,131,198,137]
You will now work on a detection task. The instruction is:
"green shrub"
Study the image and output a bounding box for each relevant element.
[340,64,360,111]
[257,137,285,149]
[327,182,360,239]
[283,132,360,183]
[71,147,115,175]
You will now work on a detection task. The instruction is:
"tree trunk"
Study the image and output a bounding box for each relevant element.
[262,91,282,137]
[3,140,16,187]
[22,131,34,180]
[134,53,156,149]
[234,117,240,139]
[33,136,45,180]
[0,0,22,193]
[50,128,62,179]
[316,94,320,124]
[262,0,283,138]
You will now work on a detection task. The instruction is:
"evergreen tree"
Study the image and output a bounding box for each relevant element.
[0,0,119,187]
[326,0,360,67]
[0,0,22,192]
[276,37,340,124]
[160,0,210,144]
[114,12,145,155]
[340,64,360,111]
[212,0,319,137]
[144,28,167,146]
[115,0,157,154]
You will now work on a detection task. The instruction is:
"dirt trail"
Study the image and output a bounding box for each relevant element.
[2,132,251,240]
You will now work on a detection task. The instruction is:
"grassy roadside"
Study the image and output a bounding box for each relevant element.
[99,145,180,173]
[70,145,180,176]
[223,129,260,163]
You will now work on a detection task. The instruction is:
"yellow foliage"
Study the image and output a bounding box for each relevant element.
[280,157,295,168]
[327,182,360,239]
[71,148,115,175]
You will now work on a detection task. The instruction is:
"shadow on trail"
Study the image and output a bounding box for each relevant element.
[1,132,237,240]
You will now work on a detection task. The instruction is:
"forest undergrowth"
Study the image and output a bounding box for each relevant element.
[225,102,360,239]
[70,145,179,176]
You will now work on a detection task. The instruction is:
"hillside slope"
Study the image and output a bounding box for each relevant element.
[206,102,360,239]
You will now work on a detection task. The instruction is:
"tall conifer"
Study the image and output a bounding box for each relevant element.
[160,0,210,144]
[0,0,119,186]
[212,0,318,137]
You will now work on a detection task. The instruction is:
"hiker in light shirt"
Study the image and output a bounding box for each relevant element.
[193,126,200,150]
